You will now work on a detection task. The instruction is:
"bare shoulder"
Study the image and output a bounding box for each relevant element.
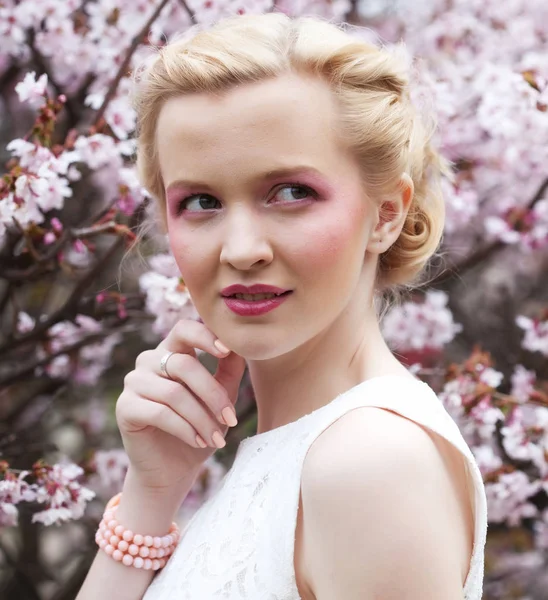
[299,406,474,599]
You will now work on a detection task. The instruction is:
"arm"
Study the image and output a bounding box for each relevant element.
[76,466,200,600]
[300,407,470,599]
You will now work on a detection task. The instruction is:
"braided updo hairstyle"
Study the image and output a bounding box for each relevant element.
[131,12,452,294]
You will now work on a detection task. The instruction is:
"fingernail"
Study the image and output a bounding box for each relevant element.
[214,340,230,354]
[212,431,226,449]
[195,434,208,448]
[221,406,238,427]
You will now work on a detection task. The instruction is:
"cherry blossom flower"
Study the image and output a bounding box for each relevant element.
[37,315,122,384]
[473,444,503,477]
[381,290,463,352]
[517,314,548,357]
[73,134,123,171]
[511,364,537,403]
[30,461,96,526]
[485,470,542,528]
[14,71,48,107]
[17,311,36,334]
[0,470,37,527]
[117,166,149,216]
[501,405,548,477]
[139,256,201,336]
[88,449,130,497]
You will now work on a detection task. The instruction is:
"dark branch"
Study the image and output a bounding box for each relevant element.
[26,29,80,125]
[425,176,548,288]
[177,0,198,23]
[93,0,172,128]
[0,322,138,388]
[0,237,125,357]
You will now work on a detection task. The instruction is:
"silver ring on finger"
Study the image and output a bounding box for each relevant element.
[160,351,176,380]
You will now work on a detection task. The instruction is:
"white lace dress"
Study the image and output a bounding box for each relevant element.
[143,375,488,599]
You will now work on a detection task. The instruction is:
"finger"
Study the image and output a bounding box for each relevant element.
[158,319,227,359]
[214,350,247,405]
[116,390,207,449]
[147,350,234,427]
[124,371,226,446]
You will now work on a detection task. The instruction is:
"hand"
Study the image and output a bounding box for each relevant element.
[115,318,246,494]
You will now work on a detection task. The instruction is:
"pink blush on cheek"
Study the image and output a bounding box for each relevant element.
[166,230,195,276]
[294,204,365,266]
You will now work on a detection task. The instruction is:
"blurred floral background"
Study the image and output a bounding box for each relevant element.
[0,0,547,598]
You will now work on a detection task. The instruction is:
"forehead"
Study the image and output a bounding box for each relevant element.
[155,73,350,185]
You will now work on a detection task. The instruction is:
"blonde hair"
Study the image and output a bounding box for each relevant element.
[130,12,452,294]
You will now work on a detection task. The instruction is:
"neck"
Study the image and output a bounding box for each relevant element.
[246,286,411,436]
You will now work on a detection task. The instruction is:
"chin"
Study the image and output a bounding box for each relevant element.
[222,333,300,361]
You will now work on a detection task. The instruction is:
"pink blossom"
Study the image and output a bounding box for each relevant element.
[516,314,548,357]
[6,140,59,173]
[0,6,27,57]
[41,315,121,384]
[470,396,505,441]
[381,290,463,353]
[92,449,130,494]
[51,217,63,231]
[73,134,123,170]
[0,503,19,528]
[148,253,183,278]
[139,266,200,337]
[486,470,542,527]
[63,240,94,269]
[17,311,36,334]
[442,178,479,233]
[14,71,48,108]
[30,461,96,527]
[76,331,122,385]
[73,397,108,435]
[473,444,503,477]
[478,367,504,389]
[105,96,136,140]
[511,364,537,403]
[0,470,37,527]
[116,166,148,216]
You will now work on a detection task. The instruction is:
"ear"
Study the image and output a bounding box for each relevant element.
[367,173,414,255]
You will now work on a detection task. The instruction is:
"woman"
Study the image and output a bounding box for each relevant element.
[77,11,487,600]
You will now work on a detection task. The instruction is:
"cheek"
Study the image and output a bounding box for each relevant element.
[167,226,204,283]
[290,203,368,274]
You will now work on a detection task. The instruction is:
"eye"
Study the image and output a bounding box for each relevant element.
[174,183,317,216]
[270,184,317,204]
[175,194,220,215]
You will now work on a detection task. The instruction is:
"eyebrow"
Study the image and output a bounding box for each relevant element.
[165,165,326,192]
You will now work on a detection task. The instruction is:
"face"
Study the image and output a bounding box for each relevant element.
[156,72,382,360]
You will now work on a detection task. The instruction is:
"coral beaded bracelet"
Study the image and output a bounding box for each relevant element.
[95,492,181,571]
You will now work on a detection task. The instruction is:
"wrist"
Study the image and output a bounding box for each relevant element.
[96,492,180,571]
[115,468,196,535]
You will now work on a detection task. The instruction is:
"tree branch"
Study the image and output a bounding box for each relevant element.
[1,230,69,282]
[2,380,66,431]
[0,321,139,388]
[93,0,172,128]
[177,0,198,23]
[425,176,548,288]
[26,29,80,126]
[0,237,125,357]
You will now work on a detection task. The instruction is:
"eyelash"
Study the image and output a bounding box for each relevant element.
[174,183,318,216]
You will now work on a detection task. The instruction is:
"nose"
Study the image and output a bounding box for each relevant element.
[219,208,273,270]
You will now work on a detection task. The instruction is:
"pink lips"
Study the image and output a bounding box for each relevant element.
[221,283,291,296]
[223,292,292,316]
